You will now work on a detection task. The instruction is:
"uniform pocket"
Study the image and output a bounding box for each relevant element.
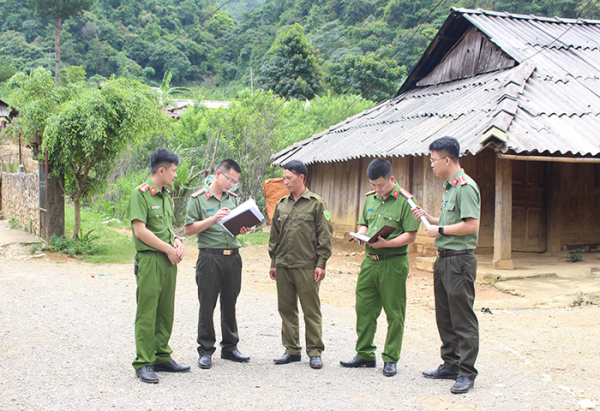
[381,212,400,229]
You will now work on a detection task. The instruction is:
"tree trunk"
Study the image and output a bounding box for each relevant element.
[73,197,81,240]
[47,163,65,239]
[54,14,61,86]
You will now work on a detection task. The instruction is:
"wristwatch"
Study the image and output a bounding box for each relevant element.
[438,226,444,235]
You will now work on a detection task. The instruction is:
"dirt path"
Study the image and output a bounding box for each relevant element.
[0,240,598,410]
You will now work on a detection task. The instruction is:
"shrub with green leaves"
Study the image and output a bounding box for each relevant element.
[49,230,103,256]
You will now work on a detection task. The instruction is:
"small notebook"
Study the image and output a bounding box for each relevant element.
[219,198,265,237]
[349,225,396,244]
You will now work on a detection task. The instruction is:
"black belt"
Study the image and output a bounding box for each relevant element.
[201,248,239,256]
[366,253,404,261]
[138,250,167,257]
[436,249,473,258]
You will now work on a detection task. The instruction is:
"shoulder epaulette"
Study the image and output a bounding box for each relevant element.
[227,190,238,197]
[190,189,205,198]
[139,183,150,193]
[398,188,414,199]
[365,190,376,196]
[458,176,467,186]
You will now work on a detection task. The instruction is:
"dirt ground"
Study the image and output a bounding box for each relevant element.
[1,233,599,410]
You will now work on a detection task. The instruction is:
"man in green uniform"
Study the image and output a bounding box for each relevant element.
[340,158,419,377]
[412,136,481,394]
[185,159,251,370]
[268,160,333,370]
[130,148,190,384]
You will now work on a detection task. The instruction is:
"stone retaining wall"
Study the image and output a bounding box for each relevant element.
[1,171,40,235]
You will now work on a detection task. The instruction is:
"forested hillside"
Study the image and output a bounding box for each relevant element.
[2,0,597,97]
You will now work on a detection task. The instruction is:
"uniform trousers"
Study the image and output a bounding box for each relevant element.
[433,252,479,380]
[355,255,408,363]
[196,250,242,355]
[133,252,177,370]
[276,267,324,357]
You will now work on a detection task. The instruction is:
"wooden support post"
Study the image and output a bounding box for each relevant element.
[493,157,514,269]
[546,162,562,252]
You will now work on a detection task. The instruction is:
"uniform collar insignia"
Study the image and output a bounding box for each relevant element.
[393,189,399,199]
[150,186,157,195]
[451,178,458,187]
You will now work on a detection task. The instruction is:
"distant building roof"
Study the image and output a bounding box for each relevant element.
[272,8,600,165]
[162,99,230,118]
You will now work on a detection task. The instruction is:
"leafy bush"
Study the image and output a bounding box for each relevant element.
[50,229,103,256]
[29,241,43,254]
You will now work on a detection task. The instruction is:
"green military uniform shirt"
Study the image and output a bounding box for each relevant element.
[358,183,420,255]
[435,169,481,250]
[129,179,175,251]
[269,188,333,269]
[185,186,241,249]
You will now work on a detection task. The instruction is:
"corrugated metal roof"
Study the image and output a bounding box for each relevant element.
[272,8,600,165]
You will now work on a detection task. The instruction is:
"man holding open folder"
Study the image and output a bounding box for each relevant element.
[185,159,250,370]
[340,158,419,377]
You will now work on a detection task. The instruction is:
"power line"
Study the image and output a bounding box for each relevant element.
[315,0,388,56]
[340,0,600,123]
[521,0,600,63]
[339,0,448,115]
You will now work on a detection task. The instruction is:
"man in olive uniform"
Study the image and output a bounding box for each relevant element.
[185,159,251,370]
[412,136,481,394]
[340,158,419,377]
[130,148,189,384]
[268,160,333,370]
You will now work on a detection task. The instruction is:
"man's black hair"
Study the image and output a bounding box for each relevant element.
[367,158,393,180]
[283,160,307,180]
[216,159,242,174]
[150,148,179,174]
[429,136,460,161]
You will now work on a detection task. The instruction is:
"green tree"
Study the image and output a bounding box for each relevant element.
[325,46,407,101]
[60,65,86,85]
[8,68,81,238]
[28,0,94,85]
[258,23,324,100]
[204,10,235,37]
[42,78,161,238]
[0,60,17,83]
[7,68,70,153]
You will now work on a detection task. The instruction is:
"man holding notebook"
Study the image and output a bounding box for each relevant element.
[185,159,250,370]
[340,158,419,377]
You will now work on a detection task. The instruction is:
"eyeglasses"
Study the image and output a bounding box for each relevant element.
[430,157,447,164]
[222,172,239,185]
